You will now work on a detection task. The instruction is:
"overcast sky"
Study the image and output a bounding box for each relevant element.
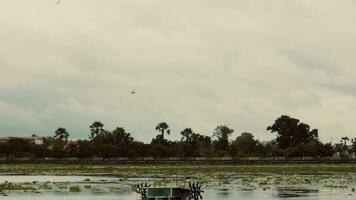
[0,0,356,142]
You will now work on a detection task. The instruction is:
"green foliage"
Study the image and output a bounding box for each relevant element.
[283,140,333,157]
[89,121,105,140]
[213,125,234,156]
[155,122,171,140]
[267,115,319,149]
[178,128,212,157]
[69,185,81,192]
[334,138,352,158]
[231,132,259,156]
[89,126,136,157]
[7,138,31,157]
[54,127,69,143]
[0,116,354,158]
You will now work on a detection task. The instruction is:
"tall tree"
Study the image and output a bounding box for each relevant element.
[89,121,105,140]
[231,132,258,156]
[213,125,234,155]
[267,115,319,149]
[112,127,134,156]
[155,122,171,140]
[213,125,234,142]
[54,127,69,143]
[181,128,194,143]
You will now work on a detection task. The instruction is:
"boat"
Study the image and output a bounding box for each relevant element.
[136,179,203,200]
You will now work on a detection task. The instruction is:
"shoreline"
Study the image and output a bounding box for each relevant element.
[1,164,356,175]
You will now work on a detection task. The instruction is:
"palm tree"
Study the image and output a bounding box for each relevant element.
[155,122,171,140]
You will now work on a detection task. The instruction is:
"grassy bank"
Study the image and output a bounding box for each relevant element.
[1,164,356,175]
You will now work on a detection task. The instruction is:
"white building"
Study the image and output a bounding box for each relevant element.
[0,136,44,145]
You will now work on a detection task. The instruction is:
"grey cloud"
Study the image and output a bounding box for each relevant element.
[283,50,336,75]
[0,0,356,142]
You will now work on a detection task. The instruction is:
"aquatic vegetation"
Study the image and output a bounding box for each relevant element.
[39,183,53,190]
[69,185,81,192]
[258,180,269,185]
[0,181,37,192]
[0,164,355,199]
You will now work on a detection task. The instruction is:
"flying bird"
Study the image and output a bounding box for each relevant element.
[118,83,152,102]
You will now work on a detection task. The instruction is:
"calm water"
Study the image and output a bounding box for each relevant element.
[0,174,355,199]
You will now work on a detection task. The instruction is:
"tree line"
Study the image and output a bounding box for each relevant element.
[0,115,355,158]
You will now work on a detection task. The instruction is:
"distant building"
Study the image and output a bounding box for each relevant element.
[0,137,9,144]
[0,136,44,145]
[47,140,78,150]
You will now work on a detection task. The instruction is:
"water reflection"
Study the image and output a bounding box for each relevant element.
[0,175,355,200]
[275,187,319,198]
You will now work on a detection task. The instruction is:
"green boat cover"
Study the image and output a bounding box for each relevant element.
[147,188,190,198]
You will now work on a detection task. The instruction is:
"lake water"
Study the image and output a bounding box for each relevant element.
[0,174,355,199]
